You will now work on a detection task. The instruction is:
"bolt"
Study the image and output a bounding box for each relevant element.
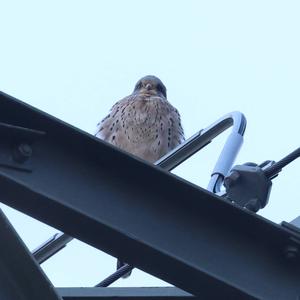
[224,177,233,188]
[284,245,299,260]
[244,198,261,212]
[12,143,32,163]
[224,171,240,189]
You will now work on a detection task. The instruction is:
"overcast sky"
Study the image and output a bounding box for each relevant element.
[1,0,300,288]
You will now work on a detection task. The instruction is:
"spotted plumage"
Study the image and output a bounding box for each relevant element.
[96,75,185,163]
[96,75,185,277]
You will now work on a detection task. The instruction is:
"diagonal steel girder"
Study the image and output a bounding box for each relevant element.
[0,91,300,299]
[0,208,61,300]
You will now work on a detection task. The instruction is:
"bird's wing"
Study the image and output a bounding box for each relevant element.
[95,95,133,141]
[165,105,185,149]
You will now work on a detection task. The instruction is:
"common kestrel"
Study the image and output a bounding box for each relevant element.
[95,75,185,277]
[96,75,185,162]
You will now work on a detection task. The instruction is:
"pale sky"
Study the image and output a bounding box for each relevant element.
[0,0,300,288]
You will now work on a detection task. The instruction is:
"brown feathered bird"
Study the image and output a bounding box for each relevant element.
[95,75,185,277]
[96,75,185,162]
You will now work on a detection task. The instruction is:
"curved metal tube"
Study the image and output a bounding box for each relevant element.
[205,112,246,192]
[156,111,246,192]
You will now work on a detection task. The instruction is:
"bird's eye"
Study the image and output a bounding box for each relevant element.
[157,84,166,96]
[134,82,143,91]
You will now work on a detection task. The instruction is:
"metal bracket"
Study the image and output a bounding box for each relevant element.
[224,163,272,212]
[0,121,45,172]
[224,146,300,213]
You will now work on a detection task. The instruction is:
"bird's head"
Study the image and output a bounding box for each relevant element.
[133,75,167,98]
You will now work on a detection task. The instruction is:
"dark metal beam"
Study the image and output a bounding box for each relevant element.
[0,92,300,299]
[32,111,246,284]
[0,209,61,300]
[32,232,73,264]
[57,287,195,300]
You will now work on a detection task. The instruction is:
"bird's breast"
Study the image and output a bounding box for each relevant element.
[97,95,183,163]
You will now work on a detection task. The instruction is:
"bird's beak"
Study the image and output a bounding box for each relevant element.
[145,83,152,91]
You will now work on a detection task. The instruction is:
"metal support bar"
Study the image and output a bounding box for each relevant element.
[32,232,73,264]
[57,287,195,300]
[0,208,61,300]
[0,92,300,299]
[95,264,134,287]
[33,111,246,265]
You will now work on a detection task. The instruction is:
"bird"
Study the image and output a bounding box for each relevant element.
[95,75,185,277]
[96,75,185,162]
